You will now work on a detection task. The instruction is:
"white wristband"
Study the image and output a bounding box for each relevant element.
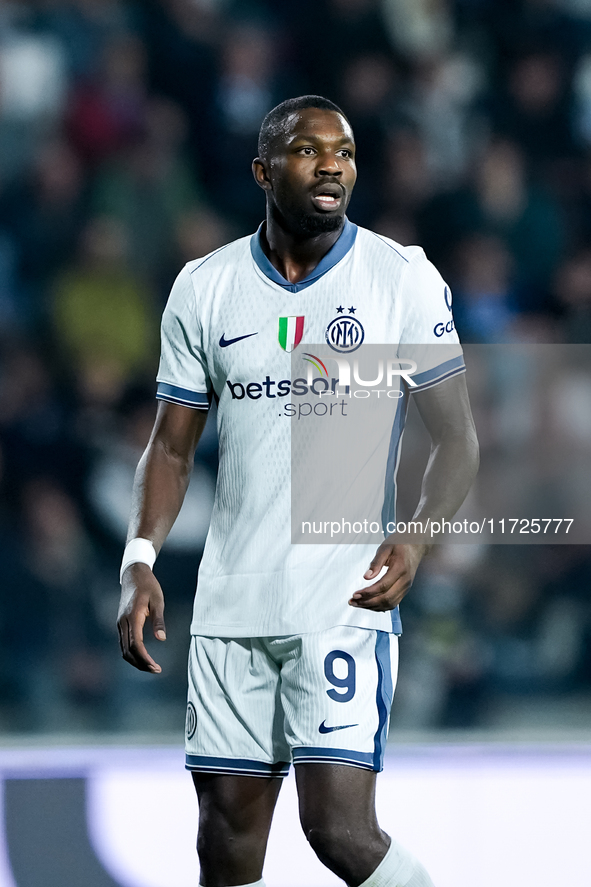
[120,538,157,583]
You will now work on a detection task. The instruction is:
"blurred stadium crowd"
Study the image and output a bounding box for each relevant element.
[0,0,590,735]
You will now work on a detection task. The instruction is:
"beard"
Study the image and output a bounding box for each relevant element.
[292,207,345,236]
[271,194,347,238]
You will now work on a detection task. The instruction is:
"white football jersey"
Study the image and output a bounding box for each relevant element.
[156,220,465,637]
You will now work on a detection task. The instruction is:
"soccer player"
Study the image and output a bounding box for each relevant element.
[117,96,479,887]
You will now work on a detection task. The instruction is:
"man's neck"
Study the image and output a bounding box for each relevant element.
[261,211,345,284]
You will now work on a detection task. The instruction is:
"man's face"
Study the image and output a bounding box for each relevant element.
[255,108,357,236]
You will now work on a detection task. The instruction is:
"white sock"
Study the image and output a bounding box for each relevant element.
[199,878,264,887]
[200,881,265,887]
[357,840,435,887]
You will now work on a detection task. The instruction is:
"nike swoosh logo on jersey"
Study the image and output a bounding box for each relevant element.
[219,332,258,347]
[318,720,359,734]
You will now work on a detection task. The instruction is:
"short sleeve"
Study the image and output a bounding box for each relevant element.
[156,265,210,410]
[398,250,465,392]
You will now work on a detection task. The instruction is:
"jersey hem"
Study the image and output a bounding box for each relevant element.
[189,619,400,638]
[410,356,466,392]
[411,364,465,392]
[156,381,209,409]
[156,394,209,410]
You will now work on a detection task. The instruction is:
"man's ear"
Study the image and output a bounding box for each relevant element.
[252,157,272,191]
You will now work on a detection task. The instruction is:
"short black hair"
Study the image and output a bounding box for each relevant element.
[257,95,350,159]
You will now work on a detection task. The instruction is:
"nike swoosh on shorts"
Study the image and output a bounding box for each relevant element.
[318,720,359,734]
[219,332,258,347]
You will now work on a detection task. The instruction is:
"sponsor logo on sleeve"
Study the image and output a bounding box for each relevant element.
[434,286,455,336]
[434,319,455,337]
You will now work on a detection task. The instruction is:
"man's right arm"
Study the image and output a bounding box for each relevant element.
[117,400,209,673]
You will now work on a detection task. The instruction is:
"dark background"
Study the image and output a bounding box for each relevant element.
[0,0,590,737]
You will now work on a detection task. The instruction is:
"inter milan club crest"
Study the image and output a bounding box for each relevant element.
[325,306,364,353]
[186,702,197,740]
[278,315,304,352]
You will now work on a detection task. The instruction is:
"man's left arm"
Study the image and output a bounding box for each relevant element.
[349,372,479,612]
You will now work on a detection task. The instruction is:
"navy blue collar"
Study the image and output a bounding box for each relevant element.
[250,218,358,293]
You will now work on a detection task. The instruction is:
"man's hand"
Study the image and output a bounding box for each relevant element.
[117,564,166,673]
[348,542,429,612]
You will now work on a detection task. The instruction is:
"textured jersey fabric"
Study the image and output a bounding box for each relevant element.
[156,220,464,637]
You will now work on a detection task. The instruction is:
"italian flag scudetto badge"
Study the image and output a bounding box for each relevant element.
[278,316,305,352]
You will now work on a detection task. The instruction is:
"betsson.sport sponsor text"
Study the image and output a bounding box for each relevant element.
[225,356,418,418]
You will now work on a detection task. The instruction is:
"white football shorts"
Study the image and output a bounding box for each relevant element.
[185,626,398,777]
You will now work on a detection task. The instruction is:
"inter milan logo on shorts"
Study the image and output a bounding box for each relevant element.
[186,702,197,740]
[278,316,305,352]
[326,306,364,353]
